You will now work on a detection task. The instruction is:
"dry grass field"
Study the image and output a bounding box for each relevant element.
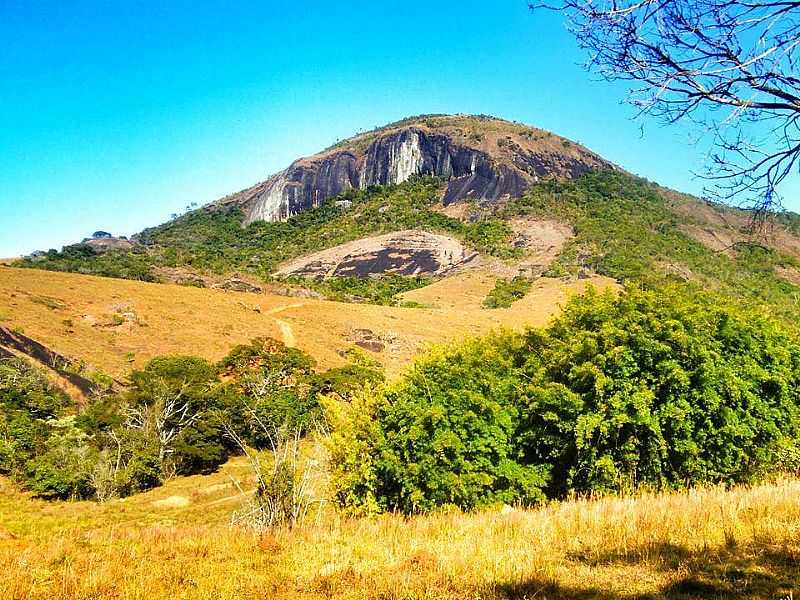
[1,456,798,599]
[0,265,614,379]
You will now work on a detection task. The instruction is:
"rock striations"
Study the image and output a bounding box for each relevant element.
[215,114,613,224]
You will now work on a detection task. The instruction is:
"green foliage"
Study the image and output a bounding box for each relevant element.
[483,276,533,308]
[325,334,549,513]
[125,355,233,477]
[462,218,522,260]
[327,286,800,513]
[114,447,162,494]
[17,178,520,291]
[519,285,800,495]
[315,347,385,399]
[503,170,800,328]
[0,357,72,480]
[218,338,320,443]
[128,355,217,402]
[24,417,97,500]
[0,357,70,419]
[287,274,429,305]
[2,334,382,502]
[21,244,157,281]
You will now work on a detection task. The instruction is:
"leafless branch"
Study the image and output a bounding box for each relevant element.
[532,0,800,216]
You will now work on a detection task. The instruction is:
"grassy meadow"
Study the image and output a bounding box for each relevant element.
[1,460,798,599]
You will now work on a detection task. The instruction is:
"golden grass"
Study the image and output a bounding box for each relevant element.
[0,266,614,379]
[1,460,798,599]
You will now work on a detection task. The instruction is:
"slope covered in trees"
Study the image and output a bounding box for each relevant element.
[0,340,381,501]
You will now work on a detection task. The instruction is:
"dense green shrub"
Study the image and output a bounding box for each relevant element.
[483,276,533,308]
[326,333,547,513]
[114,445,162,495]
[0,357,70,419]
[0,358,72,478]
[518,285,800,495]
[124,355,234,477]
[218,337,323,445]
[285,275,430,306]
[326,285,800,513]
[24,417,97,500]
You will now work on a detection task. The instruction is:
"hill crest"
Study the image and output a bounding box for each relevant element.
[215,114,612,224]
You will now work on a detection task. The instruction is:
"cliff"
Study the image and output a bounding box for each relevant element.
[214,114,613,224]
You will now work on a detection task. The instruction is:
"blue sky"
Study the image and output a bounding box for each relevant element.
[1,0,798,257]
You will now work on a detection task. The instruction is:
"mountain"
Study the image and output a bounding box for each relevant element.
[12,113,800,335]
[6,115,800,600]
[214,114,612,224]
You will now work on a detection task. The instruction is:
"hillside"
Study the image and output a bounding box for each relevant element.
[15,169,800,329]
[13,116,800,324]
[4,114,800,600]
[0,265,612,382]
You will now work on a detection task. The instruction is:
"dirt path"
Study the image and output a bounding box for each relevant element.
[274,319,295,347]
[264,303,304,347]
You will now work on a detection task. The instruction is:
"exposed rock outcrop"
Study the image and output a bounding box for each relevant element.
[83,236,134,253]
[0,326,100,397]
[215,115,612,225]
[275,230,471,279]
[212,277,263,293]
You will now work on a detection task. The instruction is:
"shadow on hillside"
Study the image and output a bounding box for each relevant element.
[497,542,798,599]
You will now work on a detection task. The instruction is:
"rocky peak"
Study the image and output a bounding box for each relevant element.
[215,115,612,225]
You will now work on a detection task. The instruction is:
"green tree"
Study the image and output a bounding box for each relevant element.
[123,355,231,478]
[327,285,800,513]
[218,338,320,445]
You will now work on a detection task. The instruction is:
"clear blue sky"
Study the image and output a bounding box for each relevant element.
[1,0,798,257]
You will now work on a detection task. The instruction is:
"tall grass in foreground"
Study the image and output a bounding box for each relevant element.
[1,478,799,599]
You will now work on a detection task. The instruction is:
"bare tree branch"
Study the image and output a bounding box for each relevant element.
[124,378,200,477]
[532,0,800,218]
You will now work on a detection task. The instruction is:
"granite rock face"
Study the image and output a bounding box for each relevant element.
[245,152,361,223]
[216,116,611,225]
[275,230,472,279]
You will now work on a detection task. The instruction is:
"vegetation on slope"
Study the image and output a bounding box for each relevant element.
[482,275,533,308]
[9,171,800,518]
[16,177,519,285]
[16,170,800,317]
[0,340,381,501]
[326,285,800,513]
[501,171,800,326]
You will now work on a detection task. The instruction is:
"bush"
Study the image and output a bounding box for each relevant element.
[115,447,162,494]
[125,355,232,477]
[0,358,72,478]
[24,417,97,500]
[325,333,549,513]
[0,357,70,419]
[483,276,533,308]
[520,285,800,495]
[326,285,800,513]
